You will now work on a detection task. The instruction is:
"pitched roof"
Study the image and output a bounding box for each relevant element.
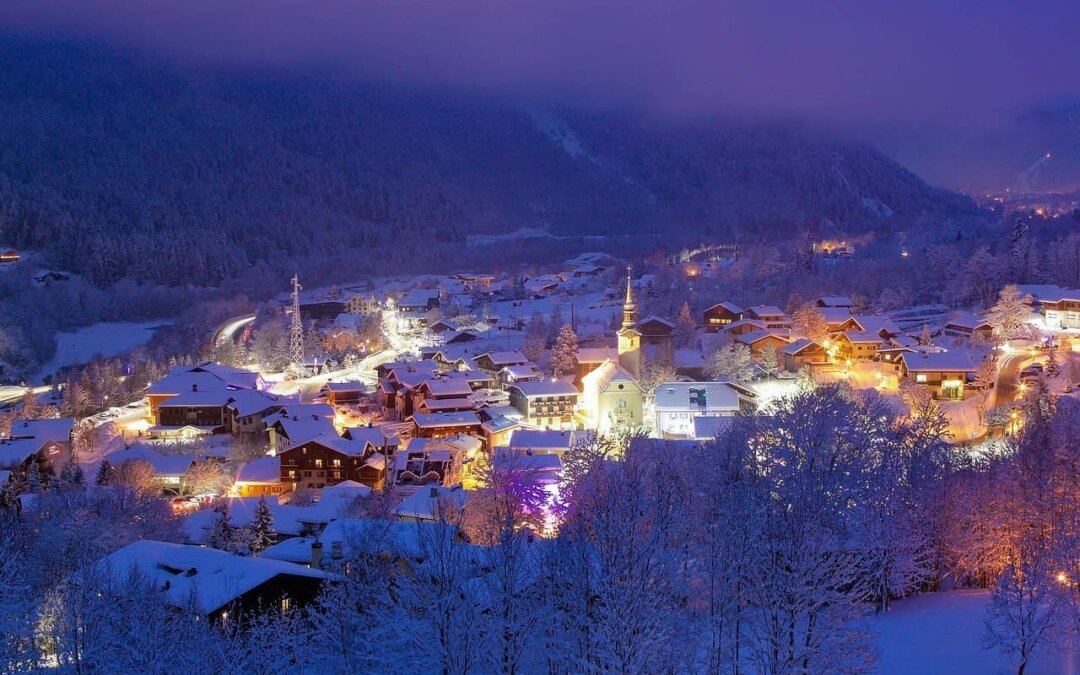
[745,305,786,317]
[510,379,580,398]
[841,331,884,344]
[411,411,482,428]
[7,418,74,443]
[235,456,280,484]
[99,445,194,476]
[781,338,824,355]
[737,329,791,345]
[393,484,470,521]
[97,540,328,615]
[508,429,576,453]
[653,381,740,411]
[900,348,987,373]
[817,296,854,307]
[705,301,743,314]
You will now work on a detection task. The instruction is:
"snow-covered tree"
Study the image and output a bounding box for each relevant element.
[208,502,238,552]
[987,285,1030,341]
[95,459,115,486]
[707,342,753,381]
[760,344,779,378]
[792,303,828,341]
[675,301,696,348]
[247,496,276,555]
[550,324,579,378]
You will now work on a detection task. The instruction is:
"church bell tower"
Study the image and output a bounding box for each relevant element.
[617,265,641,380]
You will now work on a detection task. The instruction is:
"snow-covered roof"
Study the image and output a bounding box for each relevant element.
[745,305,786,317]
[424,378,475,398]
[157,389,235,408]
[945,312,991,330]
[499,364,542,379]
[343,426,400,450]
[97,540,328,616]
[819,307,856,324]
[398,288,440,307]
[900,348,988,373]
[260,518,465,564]
[510,380,580,398]
[852,314,900,336]
[101,445,194,477]
[492,449,563,477]
[321,480,372,501]
[653,381,740,412]
[419,397,475,412]
[724,319,766,332]
[581,359,638,394]
[737,329,791,345]
[393,484,470,521]
[475,351,529,367]
[149,363,260,395]
[639,315,675,329]
[705,301,742,314]
[508,429,576,453]
[411,411,482,428]
[235,456,280,484]
[273,416,338,448]
[7,417,74,442]
[322,381,365,393]
[781,338,823,355]
[841,331,884,344]
[225,390,285,417]
[182,494,357,542]
[817,296,854,307]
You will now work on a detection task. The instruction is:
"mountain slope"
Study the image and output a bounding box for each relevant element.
[0,35,982,287]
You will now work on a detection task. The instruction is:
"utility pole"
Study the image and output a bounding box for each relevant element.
[289,274,305,374]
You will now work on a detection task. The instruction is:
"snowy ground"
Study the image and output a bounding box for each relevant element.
[875,590,1078,674]
[34,321,171,384]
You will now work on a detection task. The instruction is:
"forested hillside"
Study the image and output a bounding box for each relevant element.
[0,35,982,289]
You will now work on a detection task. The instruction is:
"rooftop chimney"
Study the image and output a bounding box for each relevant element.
[310,541,324,569]
[192,384,199,392]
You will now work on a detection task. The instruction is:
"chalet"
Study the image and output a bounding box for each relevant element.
[899,349,987,400]
[1037,290,1080,329]
[724,319,766,337]
[816,296,854,308]
[225,390,286,436]
[479,411,520,448]
[397,288,441,313]
[674,347,708,380]
[836,331,884,360]
[279,432,383,492]
[34,271,71,286]
[743,305,791,329]
[411,411,483,440]
[876,346,915,374]
[653,382,740,438]
[393,484,470,523]
[508,380,580,429]
[104,446,196,494]
[819,307,863,334]
[0,417,75,476]
[266,405,337,453]
[260,519,470,570]
[498,364,543,387]
[852,314,901,340]
[703,302,743,332]
[147,362,262,424]
[506,429,576,455]
[155,389,234,436]
[572,263,606,277]
[780,339,829,372]
[393,436,477,486]
[97,541,328,621]
[943,313,994,342]
[580,359,642,433]
[321,381,366,406]
[451,273,496,291]
[736,329,791,358]
[638,316,675,347]
[233,457,282,497]
[472,351,529,376]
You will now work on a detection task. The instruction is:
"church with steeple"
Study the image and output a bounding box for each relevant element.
[617,266,642,380]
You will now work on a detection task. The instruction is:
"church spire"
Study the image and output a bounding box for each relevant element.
[621,265,637,329]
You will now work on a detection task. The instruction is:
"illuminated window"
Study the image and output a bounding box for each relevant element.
[315,459,323,468]
[915,374,927,383]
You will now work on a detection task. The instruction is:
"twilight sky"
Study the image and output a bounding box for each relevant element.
[2,0,1079,191]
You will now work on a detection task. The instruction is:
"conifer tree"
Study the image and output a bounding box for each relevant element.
[551,324,579,378]
[248,496,277,555]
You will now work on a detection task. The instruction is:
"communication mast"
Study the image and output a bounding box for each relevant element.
[289,274,305,372]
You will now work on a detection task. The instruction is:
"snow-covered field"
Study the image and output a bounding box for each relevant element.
[34,321,170,384]
[876,590,1077,674]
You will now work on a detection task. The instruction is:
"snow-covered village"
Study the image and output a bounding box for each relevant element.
[4,5,1080,674]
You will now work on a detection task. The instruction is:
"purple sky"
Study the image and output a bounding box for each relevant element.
[2,0,1079,190]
